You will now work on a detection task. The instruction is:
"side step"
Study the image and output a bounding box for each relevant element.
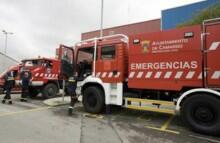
[124,98,176,115]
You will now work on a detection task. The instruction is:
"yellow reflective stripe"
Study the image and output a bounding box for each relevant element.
[7,78,14,80]
[126,105,175,115]
[125,98,175,106]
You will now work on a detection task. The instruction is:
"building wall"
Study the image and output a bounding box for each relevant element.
[162,0,220,30]
[81,19,161,40]
[0,52,19,73]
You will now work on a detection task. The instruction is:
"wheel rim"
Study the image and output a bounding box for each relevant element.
[192,105,216,126]
[87,93,97,108]
[48,87,55,96]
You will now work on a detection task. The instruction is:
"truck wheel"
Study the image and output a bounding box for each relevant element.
[42,83,58,99]
[83,86,105,114]
[181,94,220,135]
[29,87,39,98]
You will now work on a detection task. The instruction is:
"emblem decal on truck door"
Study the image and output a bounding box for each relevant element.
[141,40,150,53]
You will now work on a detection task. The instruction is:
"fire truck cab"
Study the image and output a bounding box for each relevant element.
[20,57,60,98]
[75,34,128,113]
[18,44,74,98]
[75,18,220,135]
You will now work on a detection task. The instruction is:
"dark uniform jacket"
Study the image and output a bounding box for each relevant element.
[67,76,77,95]
[20,71,31,89]
[4,72,15,90]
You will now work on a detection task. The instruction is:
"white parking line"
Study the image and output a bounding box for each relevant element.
[189,135,220,143]
[0,106,53,117]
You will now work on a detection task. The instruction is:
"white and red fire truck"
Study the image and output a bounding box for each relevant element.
[73,18,220,135]
[0,44,74,98]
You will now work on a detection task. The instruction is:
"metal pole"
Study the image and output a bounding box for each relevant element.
[62,80,65,102]
[93,38,97,77]
[100,0,104,37]
[2,30,13,55]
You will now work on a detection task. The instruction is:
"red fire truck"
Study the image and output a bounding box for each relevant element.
[73,18,220,135]
[0,65,21,93]
[0,44,74,98]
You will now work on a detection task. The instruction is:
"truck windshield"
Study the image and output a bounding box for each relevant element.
[76,47,94,78]
[23,60,44,67]
[77,47,94,64]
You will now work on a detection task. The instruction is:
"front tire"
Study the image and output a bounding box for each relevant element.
[83,86,105,114]
[181,94,220,135]
[42,83,58,99]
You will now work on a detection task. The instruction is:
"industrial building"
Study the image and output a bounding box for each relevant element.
[81,19,161,40]
[162,0,220,30]
[0,52,19,73]
[82,0,220,39]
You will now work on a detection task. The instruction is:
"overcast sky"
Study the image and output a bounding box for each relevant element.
[0,0,203,61]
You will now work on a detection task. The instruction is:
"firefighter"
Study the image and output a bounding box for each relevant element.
[20,71,31,102]
[67,76,78,115]
[78,60,90,80]
[2,71,15,104]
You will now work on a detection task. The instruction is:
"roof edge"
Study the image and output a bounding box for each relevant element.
[82,18,161,35]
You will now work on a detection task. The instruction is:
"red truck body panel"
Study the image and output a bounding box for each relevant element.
[127,25,220,91]
[29,59,60,83]
[95,42,128,83]
[205,23,220,87]
[76,36,128,83]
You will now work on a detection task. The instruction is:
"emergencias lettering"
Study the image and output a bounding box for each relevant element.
[130,61,198,70]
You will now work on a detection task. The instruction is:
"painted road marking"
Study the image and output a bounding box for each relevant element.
[145,115,180,134]
[0,106,53,117]
[189,135,220,143]
[146,126,180,134]
[84,113,103,119]
[160,115,174,130]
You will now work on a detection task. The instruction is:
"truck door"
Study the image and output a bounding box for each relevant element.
[205,21,220,87]
[57,45,74,78]
[96,43,127,83]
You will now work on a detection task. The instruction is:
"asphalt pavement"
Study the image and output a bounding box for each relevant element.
[0,94,219,143]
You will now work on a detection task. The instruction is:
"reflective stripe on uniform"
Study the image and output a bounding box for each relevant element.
[7,77,14,80]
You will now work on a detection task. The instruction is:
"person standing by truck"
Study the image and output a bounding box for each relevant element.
[67,76,78,115]
[2,71,15,104]
[20,71,31,102]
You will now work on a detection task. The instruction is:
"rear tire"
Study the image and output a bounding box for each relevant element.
[181,94,220,135]
[83,86,105,114]
[42,83,58,99]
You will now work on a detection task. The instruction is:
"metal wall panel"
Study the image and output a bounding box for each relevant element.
[81,19,161,40]
[162,0,220,30]
[0,52,19,73]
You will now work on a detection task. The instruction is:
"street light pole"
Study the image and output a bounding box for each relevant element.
[2,30,13,55]
[100,0,104,38]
